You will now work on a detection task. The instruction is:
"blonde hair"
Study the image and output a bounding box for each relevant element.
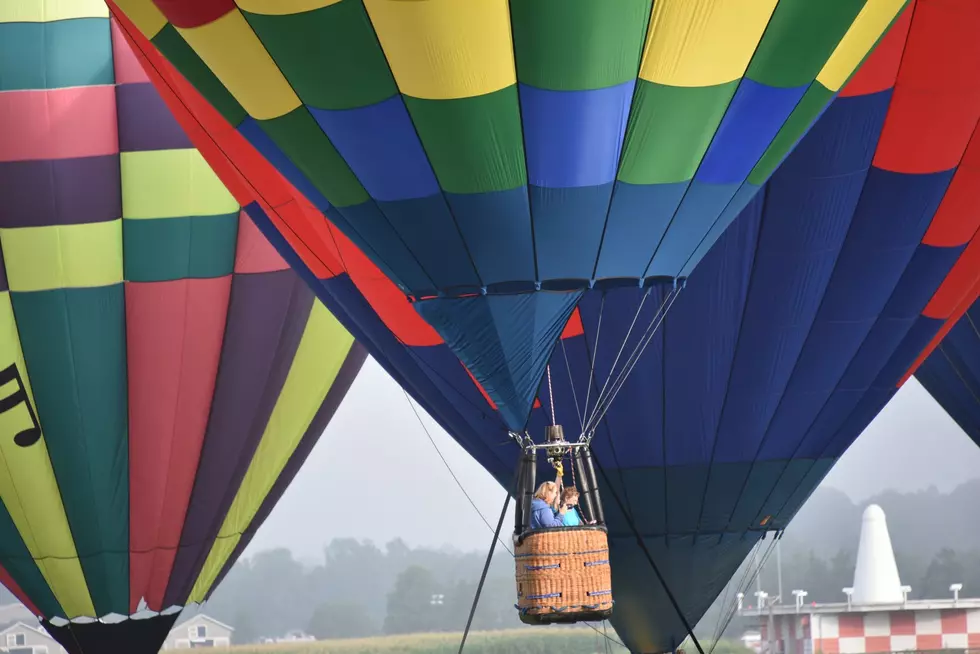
[534,481,558,501]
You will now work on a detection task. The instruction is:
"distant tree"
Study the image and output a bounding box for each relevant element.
[231,610,259,645]
[307,601,378,639]
[920,548,966,599]
[384,565,444,635]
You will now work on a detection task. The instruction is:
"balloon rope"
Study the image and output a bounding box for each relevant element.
[546,365,556,425]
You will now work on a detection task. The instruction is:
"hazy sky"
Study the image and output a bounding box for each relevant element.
[243,359,980,561]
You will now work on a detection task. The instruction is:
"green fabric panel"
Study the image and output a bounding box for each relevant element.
[243,0,397,110]
[11,286,129,617]
[123,212,239,282]
[0,18,113,91]
[0,507,63,618]
[404,87,526,195]
[152,24,248,127]
[746,0,868,88]
[510,0,651,90]
[749,83,835,185]
[258,107,368,207]
[617,79,737,185]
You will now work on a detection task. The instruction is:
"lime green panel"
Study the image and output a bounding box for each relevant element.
[618,79,737,185]
[243,0,397,110]
[258,107,369,208]
[749,83,835,185]
[189,302,353,602]
[404,86,526,195]
[121,149,238,219]
[152,24,248,127]
[1,222,123,293]
[12,286,129,616]
[123,213,239,282]
[746,0,867,88]
[0,295,92,619]
[510,0,651,90]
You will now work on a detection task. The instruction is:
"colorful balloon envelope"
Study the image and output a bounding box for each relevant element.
[106,0,911,430]
[0,3,365,653]
[108,1,980,651]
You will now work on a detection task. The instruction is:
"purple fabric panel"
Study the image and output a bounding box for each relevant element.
[163,269,315,606]
[115,82,193,153]
[203,342,368,599]
[0,155,120,227]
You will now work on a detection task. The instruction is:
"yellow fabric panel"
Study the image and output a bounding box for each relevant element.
[0,294,95,618]
[188,302,353,602]
[178,9,301,120]
[362,0,516,100]
[236,0,343,15]
[639,0,778,87]
[121,149,238,219]
[0,0,107,22]
[111,0,167,38]
[1,221,123,293]
[816,0,907,91]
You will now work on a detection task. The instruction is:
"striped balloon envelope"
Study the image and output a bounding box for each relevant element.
[0,2,365,653]
[109,1,980,652]
[107,0,909,430]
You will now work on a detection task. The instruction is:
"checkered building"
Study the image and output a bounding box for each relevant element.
[761,606,980,654]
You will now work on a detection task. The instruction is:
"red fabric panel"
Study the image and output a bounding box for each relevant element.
[233,210,288,274]
[872,0,980,173]
[561,309,585,339]
[150,0,235,29]
[923,128,980,247]
[923,234,980,318]
[840,1,915,98]
[126,278,231,612]
[0,565,41,616]
[900,277,980,385]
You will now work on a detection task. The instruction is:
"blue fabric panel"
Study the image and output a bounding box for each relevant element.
[826,387,896,457]
[575,287,667,468]
[752,458,821,528]
[678,183,762,279]
[519,81,634,188]
[607,532,759,654]
[646,181,741,278]
[919,350,980,445]
[445,188,535,286]
[593,181,689,280]
[727,461,787,531]
[335,202,436,294]
[666,465,710,534]
[375,195,481,290]
[239,118,332,211]
[531,183,614,281]
[759,169,955,459]
[415,290,583,430]
[698,463,752,534]
[321,207,410,291]
[663,201,760,466]
[309,96,440,202]
[695,80,808,185]
[877,316,945,385]
[774,457,836,524]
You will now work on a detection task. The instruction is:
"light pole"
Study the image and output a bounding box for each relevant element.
[901,585,912,606]
[843,587,853,611]
[430,594,444,606]
[951,584,963,606]
[737,592,745,613]
[792,590,808,613]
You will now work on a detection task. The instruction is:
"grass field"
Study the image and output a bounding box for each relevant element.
[202,628,629,653]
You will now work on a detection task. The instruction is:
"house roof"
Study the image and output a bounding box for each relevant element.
[172,613,234,633]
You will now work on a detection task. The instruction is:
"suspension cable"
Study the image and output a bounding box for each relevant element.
[591,450,706,654]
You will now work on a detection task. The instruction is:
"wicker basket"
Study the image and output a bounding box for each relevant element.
[514,526,613,625]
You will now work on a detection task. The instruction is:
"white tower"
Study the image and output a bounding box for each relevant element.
[851,504,903,604]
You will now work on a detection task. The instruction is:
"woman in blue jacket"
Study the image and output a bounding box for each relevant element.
[529,481,567,529]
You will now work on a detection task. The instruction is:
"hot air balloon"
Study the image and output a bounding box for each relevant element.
[107,0,909,431]
[0,3,366,653]
[107,0,980,652]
